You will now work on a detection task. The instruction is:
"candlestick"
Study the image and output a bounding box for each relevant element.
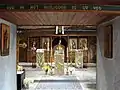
[67,47,68,57]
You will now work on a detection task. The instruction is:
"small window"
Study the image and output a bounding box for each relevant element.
[104,25,113,58]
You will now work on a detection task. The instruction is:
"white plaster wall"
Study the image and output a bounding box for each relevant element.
[0,19,16,90]
[113,17,120,90]
[97,16,120,90]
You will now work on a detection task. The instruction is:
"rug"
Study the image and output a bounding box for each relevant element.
[35,76,82,90]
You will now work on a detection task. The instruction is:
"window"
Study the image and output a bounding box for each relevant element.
[104,25,113,58]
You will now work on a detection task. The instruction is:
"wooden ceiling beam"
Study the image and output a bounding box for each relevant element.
[18,24,96,27]
[17,28,55,31]
[22,32,97,37]
[0,0,120,5]
[17,26,96,30]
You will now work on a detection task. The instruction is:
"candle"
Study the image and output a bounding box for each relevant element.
[67,47,68,57]
[47,42,49,51]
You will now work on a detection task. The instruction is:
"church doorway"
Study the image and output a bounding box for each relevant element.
[52,37,67,75]
[52,37,68,62]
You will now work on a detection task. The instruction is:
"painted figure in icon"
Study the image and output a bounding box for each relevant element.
[72,40,76,49]
[31,41,36,51]
[3,29,8,51]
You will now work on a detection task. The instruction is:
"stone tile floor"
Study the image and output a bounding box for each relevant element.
[22,67,96,90]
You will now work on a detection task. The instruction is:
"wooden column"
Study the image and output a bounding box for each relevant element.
[40,36,42,48]
[50,37,53,62]
[77,36,79,49]
[16,38,19,64]
[27,37,29,62]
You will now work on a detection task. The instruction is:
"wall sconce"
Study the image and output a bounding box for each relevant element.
[19,42,27,48]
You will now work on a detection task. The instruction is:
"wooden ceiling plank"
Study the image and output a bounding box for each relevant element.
[59,12,63,25]
[48,12,54,25]
[33,12,43,25]
[4,12,19,24]
[56,12,59,25]
[0,11,115,26]
[73,12,84,25]
[86,14,96,25]
[59,12,62,25]
[45,12,53,25]
[88,13,106,25]
[27,12,39,25]
[37,12,46,25]
[17,12,34,25]
[92,13,108,25]
[77,12,85,25]
[34,12,44,25]
[53,12,57,25]
[73,12,79,25]
[16,12,29,20]
[62,12,66,25]
[81,12,92,25]
[44,12,49,25]
[74,12,85,25]
[97,16,116,25]
[61,12,65,25]
[70,13,76,25]
[83,12,97,25]
[55,12,60,25]
[65,12,71,25]
[60,12,64,25]
[78,12,89,25]
[0,12,17,24]
[77,12,84,24]
[72,12,78,25]
[10,12,23,20]
[67,12,74,25]
[31,12,43,25]
[40,12,50,25]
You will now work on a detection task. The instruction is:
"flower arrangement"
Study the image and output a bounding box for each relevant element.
[42,64,51,75]
[23,78,34,89]
[17,65,23,71]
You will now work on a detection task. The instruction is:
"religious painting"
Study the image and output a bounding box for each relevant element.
[69,38,77,50]
[79,38,88,50]
[28,37,40,50]
[87,36,96,63]
[0,23,10,56]
[42,37,50,50]
[79,38,88,63]
[104,25,113,58]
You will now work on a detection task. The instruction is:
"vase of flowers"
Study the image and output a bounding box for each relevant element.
[23,78,34,89]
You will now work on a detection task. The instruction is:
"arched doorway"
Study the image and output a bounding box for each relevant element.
[52,37,68,62]
[54,43,65,75]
